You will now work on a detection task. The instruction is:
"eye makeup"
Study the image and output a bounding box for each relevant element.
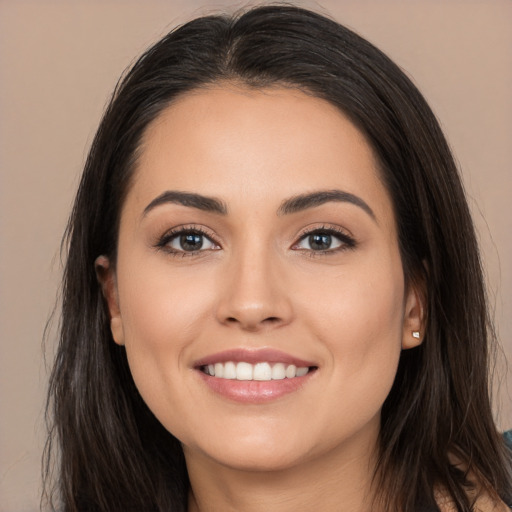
[154,224,221,257]
[152,221,357,259]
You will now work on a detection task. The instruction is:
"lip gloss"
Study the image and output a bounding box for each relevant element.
[196,370,315,403]
[193,348,317,403]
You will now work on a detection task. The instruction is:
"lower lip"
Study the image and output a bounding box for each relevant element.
[196,370,315,403]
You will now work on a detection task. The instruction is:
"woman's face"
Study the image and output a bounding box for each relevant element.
[99,86,423,472]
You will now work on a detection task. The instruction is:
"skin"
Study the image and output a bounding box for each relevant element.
[98,86,427,511]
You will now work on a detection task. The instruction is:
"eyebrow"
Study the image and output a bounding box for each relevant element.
[142,189,375,221]
[143,191,227,216]
[277,190,376,220]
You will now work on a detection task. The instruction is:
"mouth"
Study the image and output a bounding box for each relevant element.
[193,348,318,403]
[200,361,316,380]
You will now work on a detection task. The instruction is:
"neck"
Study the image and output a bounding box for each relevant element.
[185,425,381,512]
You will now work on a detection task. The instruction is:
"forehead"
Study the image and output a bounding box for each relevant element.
[126,85,394,226]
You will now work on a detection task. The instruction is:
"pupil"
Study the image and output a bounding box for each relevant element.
[309,233,331,250]
[180,233,203,251]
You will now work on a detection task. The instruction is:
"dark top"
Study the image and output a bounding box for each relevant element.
[505,430,512,509]
[503,430,512,509]
[505,430,512,451]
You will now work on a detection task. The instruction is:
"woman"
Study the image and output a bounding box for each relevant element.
[44,5,512,511]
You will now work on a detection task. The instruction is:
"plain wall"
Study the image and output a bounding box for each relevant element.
[1,1,511,510]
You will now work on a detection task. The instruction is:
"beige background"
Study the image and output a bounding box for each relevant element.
[1,1,511,510]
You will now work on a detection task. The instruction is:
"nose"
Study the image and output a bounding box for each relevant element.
[215,244,294,332]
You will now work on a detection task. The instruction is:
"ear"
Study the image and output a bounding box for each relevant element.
[95,255,125,346]
[402,280,426,350]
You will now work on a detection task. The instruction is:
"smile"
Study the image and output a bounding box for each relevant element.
[194,349,318,403]
[201,361,312,380]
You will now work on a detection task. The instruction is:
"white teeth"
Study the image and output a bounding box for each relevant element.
[253,362,272,381]
[236,362,253,380]
[271,363,286,380]
[285,364,297,378]
[224,361,237,379]
[203,361,311,380]
[296,366,309,377]
[214,362,224,378]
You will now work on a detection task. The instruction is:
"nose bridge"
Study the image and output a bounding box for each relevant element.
[215,233,292,330]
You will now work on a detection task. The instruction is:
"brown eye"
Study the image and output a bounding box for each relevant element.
[179,233,205,251]
[308,233,333,250]
[293,227,356,254]
[295,231,345,252]
[165,230,218,252]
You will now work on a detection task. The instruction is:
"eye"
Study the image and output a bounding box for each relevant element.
[157,227,219,254]
[293,227,356,253]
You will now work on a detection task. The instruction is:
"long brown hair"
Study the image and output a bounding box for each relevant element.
[44,5,511,511]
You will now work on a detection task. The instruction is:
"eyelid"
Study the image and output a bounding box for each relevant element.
[153,223,355,256]
[155,224,221,254]
[291,224,357,252]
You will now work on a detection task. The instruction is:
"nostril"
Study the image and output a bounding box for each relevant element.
[223,315,282,329]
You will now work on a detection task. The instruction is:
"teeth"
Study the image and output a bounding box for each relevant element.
[271,363,286,380]
[296,367,309,377]
[285,364,297,378]
[253,362,272,381]
[236,362,253,380]
[224,361,237,379]
[214,362,224,378]
[203,361,311,380]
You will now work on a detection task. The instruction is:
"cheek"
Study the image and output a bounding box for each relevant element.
[115,260,216,407]
[298,270,404,437]
[299,255,405,386]
[118,256,214,343]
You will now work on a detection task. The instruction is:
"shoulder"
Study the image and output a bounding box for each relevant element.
[435,432,512,512]
[435,491,509,512]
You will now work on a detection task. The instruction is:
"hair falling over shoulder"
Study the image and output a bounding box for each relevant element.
[43,5,512,511]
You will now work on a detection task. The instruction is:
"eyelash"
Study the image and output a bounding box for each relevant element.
[293,225,356,256]
[155,225,219,258]
[155,224,356,257]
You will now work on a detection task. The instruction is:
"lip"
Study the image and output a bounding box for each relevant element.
[193,348,318,404]
[193,348,317,368]
[197,371,316,403]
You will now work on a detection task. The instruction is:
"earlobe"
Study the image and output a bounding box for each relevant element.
[95,255,125,346]
[109,317,125,346]
[402,282,426,350]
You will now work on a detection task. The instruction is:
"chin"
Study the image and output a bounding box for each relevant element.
[200,442,311,473]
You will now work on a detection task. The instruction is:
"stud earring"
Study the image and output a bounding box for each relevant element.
[412,331,420,339]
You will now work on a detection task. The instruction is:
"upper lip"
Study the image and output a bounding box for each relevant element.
[193,348,317,368]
